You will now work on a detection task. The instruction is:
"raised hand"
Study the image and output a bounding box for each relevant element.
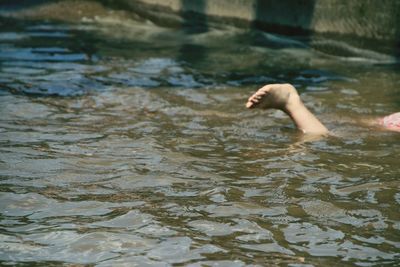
[246,83,328,135]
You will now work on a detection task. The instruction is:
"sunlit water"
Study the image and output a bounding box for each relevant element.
[0,3,400,266]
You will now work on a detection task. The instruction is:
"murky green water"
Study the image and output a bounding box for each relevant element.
[0,2,399,266]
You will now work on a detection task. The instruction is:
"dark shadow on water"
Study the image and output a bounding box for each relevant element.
[252,0,316,36]
[0,0,53,11]
[181,0,208,34]
[178,0,208,72]
[394,5,400,61]
[250,1,318,87]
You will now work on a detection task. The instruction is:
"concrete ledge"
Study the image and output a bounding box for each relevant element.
[1,0,399,55]
[99,0,400,42]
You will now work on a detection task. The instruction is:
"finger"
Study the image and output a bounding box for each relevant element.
[246,101,255,108]
[255,89,268,97]
[248,94,265,104]
[246,98,260,108]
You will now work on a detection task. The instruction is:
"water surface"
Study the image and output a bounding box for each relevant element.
[0,3,400,266]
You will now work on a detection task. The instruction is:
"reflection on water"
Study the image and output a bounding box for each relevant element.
[0,2,400,266]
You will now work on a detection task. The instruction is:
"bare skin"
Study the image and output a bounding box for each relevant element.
[246,83,329,135]
[246,83,400,134]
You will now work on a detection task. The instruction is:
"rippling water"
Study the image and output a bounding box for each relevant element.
[0,2,400,266]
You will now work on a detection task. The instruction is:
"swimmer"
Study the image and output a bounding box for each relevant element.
[246,83,400,134]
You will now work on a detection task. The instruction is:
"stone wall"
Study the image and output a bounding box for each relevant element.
[99,0,400,41]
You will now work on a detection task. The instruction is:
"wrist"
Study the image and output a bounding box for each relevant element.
[283,92,302,115]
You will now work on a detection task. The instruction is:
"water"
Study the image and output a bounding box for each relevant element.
[0,2,400,266]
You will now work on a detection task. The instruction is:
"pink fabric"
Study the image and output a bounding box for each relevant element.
[379,112,400,131]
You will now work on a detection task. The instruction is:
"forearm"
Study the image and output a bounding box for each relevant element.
[284,101,328,134]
